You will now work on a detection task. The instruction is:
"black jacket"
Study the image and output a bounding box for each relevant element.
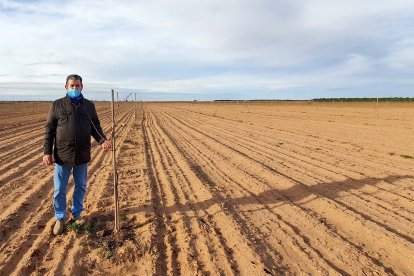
[44,95,107,165]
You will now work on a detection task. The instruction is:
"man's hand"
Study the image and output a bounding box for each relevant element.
[102,140,112,151]
[43,154,53,166]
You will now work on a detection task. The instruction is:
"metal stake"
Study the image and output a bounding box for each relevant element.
[111,89,120,232]
[134,93,137,124]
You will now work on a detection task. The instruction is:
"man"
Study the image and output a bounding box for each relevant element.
[43,74,111,235]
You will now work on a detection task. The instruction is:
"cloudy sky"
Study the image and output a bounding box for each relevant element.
[0,0,413,101]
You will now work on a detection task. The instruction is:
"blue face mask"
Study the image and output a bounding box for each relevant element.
[67,88,81,98]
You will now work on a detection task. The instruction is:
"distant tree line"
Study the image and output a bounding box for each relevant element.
[212,98,414,103]
[213,99,298,102]
[312,97,414,102]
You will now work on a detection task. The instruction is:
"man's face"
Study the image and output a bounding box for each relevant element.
[65,79,83,91]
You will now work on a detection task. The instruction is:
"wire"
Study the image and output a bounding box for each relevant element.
[81,104,108,142]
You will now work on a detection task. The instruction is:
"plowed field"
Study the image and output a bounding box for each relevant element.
[0,101,413,275]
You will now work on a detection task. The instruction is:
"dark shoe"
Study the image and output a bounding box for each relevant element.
[53,220,65,235]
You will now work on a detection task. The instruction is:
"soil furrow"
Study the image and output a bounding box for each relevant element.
[148,109,241,275]
[1,102,413,275]
[150,109,291,275]
[165,108,414,245]
[7,108,134,275]
[154,105,412,274]
[0,107,131,274]
[156,108,385,274]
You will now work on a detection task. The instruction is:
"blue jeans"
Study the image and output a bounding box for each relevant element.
[53,163,88,220]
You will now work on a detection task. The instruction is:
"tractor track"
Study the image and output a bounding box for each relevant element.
[0,102,413,275]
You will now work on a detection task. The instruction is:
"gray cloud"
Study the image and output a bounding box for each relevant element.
[0,0,414,100]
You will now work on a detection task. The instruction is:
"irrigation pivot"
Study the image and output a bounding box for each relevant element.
[111,89,120,232]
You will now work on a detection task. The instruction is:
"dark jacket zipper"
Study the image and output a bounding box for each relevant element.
[74,104,78,165]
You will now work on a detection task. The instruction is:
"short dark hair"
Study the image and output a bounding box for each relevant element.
[66,74,83,86]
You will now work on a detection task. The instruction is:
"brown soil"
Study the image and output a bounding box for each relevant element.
[0,101,413,275]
